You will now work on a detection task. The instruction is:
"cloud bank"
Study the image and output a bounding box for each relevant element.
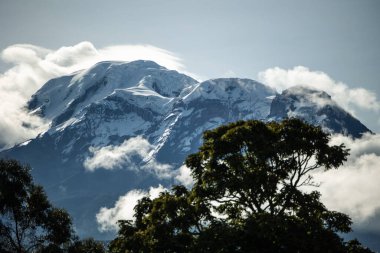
[315,133,380,232]
[0,42,186,149]
[95,133,380,233]
[83,136,197,186]
[83,136,173,178]
[96,166,195,233]
[90,147,195,232]
[96,185,167,232]
[258,66,380,116]
[174,165,194,188]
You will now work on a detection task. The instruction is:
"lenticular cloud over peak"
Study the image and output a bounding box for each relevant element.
[0,41,186,149]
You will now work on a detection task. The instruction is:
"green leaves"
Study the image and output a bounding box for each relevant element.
[0,159,74,253]
[109,119,373,253]
[187,118,350,218]
[67,238,106,253]
[110,185,212,253]
[0,159,32,214]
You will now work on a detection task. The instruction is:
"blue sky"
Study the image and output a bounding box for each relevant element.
[1,0,379,132]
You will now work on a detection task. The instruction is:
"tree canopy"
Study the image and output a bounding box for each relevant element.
[0,159,74,253]
[187,118,349,218]
[110,119,374,253]
[67,238,106,253]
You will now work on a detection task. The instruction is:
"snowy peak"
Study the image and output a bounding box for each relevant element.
[182,78,276,119]
[269,86,371,137]
[27,60,198,127]
[183,78,275,100]
[283,85,331,100]
[269,86,333,118]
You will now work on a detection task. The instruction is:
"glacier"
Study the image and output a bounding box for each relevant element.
[1,60,371,239]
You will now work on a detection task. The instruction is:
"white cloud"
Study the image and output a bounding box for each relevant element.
[96,185,167,232]
[314,133,380,232]
[98,45,185,73]
[329,133,380,159]
[83,136,173,178]
[174,165,194,188]
[93,134,380,233]
[222,70,237,78]
[0,42,187,149]
[84,137,195,184]
[258,66,380,115]
[94,164,195,232]
[83,136,152,171]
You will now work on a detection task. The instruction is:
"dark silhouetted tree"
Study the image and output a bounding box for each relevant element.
[0,159,74,253]
[67,238,106,253]
[346,239,375,253]
[109,119,374,253]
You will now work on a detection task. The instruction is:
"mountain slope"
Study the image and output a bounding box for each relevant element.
[268,86,371,138]
[155,78,276,163]
[1,60,371,239]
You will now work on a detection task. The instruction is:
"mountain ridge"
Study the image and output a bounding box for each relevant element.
[1,60,371,238]
[268,85,371,137]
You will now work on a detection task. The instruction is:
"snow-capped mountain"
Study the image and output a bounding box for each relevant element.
[1,60,371,238]
[24,61,278,166]
[268,86,371,138]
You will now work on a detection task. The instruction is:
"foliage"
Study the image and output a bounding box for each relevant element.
[187,118,349,218]
[346,239,376,253]
[109,119,375,252]
[0,159,74,253]
[67,238,106,253]
[108,185,211,252]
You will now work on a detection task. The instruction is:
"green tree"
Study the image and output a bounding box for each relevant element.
[187,119,349,219]
[0,159,74,253]
[346,239,375,253]
[109,119,374,252]
[67,238,106,253]
[108,185,212,253]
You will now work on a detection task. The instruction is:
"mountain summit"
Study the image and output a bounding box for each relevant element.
[269,86,371,137]
[1,60,371,238]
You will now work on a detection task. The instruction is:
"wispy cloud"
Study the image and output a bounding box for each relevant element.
[83,136,173,178]
[96,185,167,232]
[315,133,380,233]
[93,133,380,233]
[0,42,187,149]
[258,66,380,116]
[221,70,237,78]
[84,135,199,186]
[174,164,194,188]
